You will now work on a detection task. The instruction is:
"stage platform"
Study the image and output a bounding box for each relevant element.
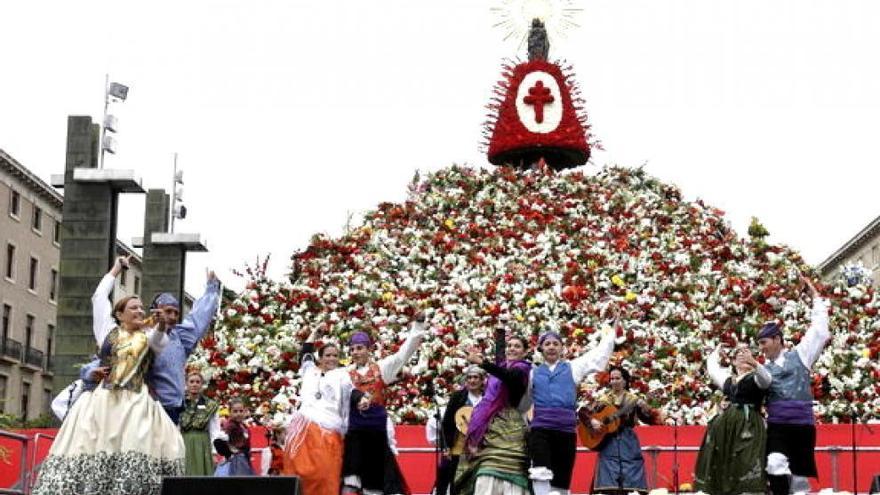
[3,424,879,494]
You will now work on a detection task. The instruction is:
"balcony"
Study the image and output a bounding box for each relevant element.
[1,337,23,362]
[24,346,45,369]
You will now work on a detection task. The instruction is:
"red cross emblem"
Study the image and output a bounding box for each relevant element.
[522,80,555,124]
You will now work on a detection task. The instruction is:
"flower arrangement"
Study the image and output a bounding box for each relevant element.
[190,165,880,428]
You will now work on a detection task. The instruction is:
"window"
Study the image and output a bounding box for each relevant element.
[21,381,30,421]
[32,206,42,232]
[4,243,14,279]
[43,388,52,416]
[120,266,128,287]
[9,190,20,217]
[49,269,58,301]
[134,275,141,295]
[53,219,61,244]
[25,315,34,350]
[29,257,38,291]
[0,375,7,414]
[47,324,54,357]
[1,304,10,341]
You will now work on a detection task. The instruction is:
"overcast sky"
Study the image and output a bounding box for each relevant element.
[2,0,879,295]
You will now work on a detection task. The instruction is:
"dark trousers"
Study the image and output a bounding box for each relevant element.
[163,404,185,425]
[435,455,460,495]
[529,428,577,489]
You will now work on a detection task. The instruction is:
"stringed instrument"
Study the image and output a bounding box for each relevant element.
[450,405,473,455]
[577,396,641,450]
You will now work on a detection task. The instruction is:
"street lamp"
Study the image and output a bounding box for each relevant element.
[170,153,187,232]
[100,76,130,168]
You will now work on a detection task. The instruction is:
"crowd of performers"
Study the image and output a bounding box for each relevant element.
[29,255,832,495]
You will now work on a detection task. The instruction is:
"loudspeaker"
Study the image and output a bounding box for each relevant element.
[160,476,300,495]
[869,474,880,494]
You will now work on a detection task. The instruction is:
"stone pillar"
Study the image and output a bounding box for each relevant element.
[53,116,144,395]
[139,189,207,317]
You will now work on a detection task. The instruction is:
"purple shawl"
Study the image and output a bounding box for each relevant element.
[465,359,531,452]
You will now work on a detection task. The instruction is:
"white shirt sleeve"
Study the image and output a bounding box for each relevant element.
[208,413,224,442]
[386,416,399,455]
[795,297,831,369]
[145,327,169,354]
[707,347,731,389]
[752,364,772,389]
[570,326,616,383]
[378,322,426,384]
[91,274,117,344]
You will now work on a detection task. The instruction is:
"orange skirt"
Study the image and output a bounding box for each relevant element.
[283,419,343,495]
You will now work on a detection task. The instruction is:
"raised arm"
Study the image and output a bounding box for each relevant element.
[707,347,731,389]
[177,272,222,355]
[795,283,831,369]
[378,319,427,384]
[92,256,129,344]
[571,325,616,383]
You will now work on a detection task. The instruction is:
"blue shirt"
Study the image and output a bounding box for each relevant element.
[147,279,221,408]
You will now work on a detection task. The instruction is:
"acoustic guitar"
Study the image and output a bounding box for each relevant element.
[577,398,638,450]
[450,405,473,455]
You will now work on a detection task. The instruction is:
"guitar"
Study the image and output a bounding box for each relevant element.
[450,406,473,455]
[577,396,640,450]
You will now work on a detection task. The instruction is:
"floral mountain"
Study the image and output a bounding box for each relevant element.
[189,165,880,429]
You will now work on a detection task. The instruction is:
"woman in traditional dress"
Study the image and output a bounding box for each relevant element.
[694,346,771,495]
[180,370,222,476]
[590,365,661,495]
[454,334,532,495]
[33,256,185,495]
[283,326,353,495]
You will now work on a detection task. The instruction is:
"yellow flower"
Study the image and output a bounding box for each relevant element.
[611,275,626,287]
[625,291,638,302]
[444,218,455,229]
[526,298,538,308]
[382,291,394,302]
[572,328,584,337]
[219,406,230,417]
[515,314,525,322]
[863,348,871,359]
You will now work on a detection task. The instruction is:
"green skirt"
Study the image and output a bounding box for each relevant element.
[182,430,215,476]
[694,405,766,495]
[454,407,530,495]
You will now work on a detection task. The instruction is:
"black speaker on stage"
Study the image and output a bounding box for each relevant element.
[869,474,880,494]
[160,476,300,495]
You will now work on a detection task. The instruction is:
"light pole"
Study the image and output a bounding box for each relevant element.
[99,75,129,169]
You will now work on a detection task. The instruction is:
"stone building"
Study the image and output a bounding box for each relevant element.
[817,215,880,287]
[0,149,149,420]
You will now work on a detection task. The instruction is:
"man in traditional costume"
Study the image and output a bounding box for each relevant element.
[146,272,221,424]
[429,365,487,495]
[342,316,427,495]
[758,277,830,495]
[528,326,616,495]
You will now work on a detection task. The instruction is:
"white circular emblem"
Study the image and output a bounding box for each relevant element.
[515,71,563,134]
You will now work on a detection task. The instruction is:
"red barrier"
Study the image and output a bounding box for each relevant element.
[4,425,879,494]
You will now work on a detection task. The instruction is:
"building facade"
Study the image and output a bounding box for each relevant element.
[1,149,146,421]
[817,215,880,287]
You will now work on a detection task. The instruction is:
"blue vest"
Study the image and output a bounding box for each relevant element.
[532,361,577,431]
[765,351,814,425]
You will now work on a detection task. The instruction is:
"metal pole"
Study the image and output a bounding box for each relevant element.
[99,74,108,169]
[170,152,178,233]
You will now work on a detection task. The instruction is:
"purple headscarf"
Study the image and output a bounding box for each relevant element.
[349,331,372,346]
[538,331,562,347]
[465,359,531,452]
